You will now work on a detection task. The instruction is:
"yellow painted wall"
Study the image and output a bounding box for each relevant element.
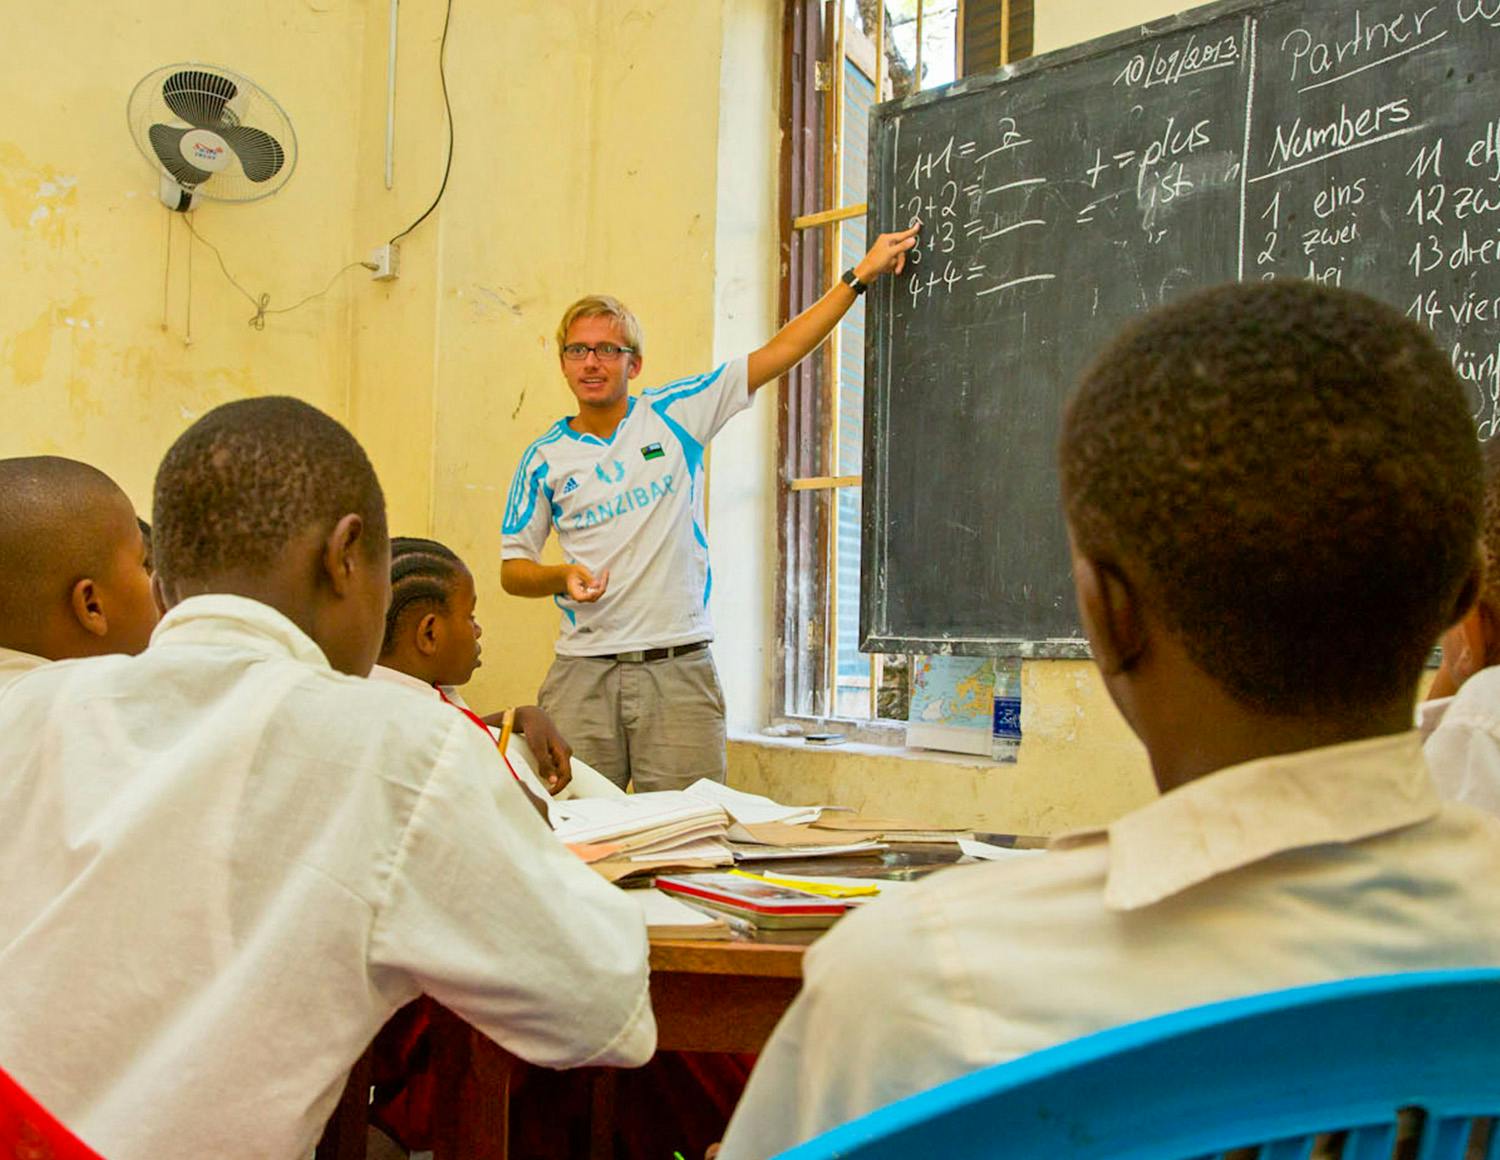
[424,1,731,715]
[0,2,366,517]
[1034,0,1195,53]
[4,1,752,721]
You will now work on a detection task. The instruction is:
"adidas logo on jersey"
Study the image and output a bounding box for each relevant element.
[562,476,579,494]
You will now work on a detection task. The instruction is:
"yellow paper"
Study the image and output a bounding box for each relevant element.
[729,868,880,899]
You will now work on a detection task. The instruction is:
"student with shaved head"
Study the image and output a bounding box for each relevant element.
[0,456,156,689]
[0,398,654,1160]
[720,282,1500,1158]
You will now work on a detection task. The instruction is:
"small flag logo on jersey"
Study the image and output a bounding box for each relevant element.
[562,476,579,494]
[642,443,665,461]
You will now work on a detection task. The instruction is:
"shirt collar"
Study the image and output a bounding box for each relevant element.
[368,663,439,697]
[0,645,49,689]
[1053,732,1440,913]
[1417,695,1452,740]
[562,396,636,445]
[151,594,332,671]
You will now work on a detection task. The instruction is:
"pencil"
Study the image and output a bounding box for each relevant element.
[497,707,514,754]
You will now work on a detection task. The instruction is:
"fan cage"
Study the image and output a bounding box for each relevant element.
[126,62,299,203]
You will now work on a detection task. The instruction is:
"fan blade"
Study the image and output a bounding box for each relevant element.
[148,124,212,187]
[220,125,286,183]
[162,69,237,128]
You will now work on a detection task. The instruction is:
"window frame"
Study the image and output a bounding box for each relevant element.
[772,0,1032,739]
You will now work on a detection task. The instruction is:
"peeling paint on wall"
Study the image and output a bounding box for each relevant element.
[0,144,77,249]
[5,307,55,386]
[4,296,97,390]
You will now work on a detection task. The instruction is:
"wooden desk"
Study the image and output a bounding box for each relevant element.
[648,937,806,1054]
[315,935,808,1160]
[315,847,974,1158]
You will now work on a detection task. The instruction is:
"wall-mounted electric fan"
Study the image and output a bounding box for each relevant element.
[127,64,297,211]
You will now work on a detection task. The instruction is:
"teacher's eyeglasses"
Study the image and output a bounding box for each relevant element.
[562,342,636,362]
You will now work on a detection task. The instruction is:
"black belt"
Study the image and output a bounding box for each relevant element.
[591,640,710,663]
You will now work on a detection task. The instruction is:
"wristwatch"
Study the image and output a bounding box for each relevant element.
[841,267,868,295]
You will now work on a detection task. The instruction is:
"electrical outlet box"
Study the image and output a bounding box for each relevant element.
[368,243,400,281]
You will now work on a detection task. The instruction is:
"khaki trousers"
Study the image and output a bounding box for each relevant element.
[538,648,728,793]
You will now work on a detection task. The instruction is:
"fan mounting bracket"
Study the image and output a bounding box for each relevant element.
[159,173,196,213]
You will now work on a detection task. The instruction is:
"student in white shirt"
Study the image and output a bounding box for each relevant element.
[1420,438,1500,814]
[366,533,631,1153]
[0,456,157,689]
[0,397,654,1160]
[500,225,920,791]
[720,282,1500,1158]
[370,534,622,802]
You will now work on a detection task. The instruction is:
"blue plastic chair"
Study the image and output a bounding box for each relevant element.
[776,969,1500,1159]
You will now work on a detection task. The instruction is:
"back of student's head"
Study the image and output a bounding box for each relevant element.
[382,536,466,654]
[152,396,390,674]
[0,456,157,659]
[1060,281,1481,716]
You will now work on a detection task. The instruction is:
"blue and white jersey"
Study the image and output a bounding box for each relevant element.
[501,358,751,656]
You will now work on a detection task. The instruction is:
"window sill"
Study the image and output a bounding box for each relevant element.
[730,728,1015,770]
[766,714,908,747]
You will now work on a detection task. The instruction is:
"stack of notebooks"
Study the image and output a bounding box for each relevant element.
[653,870,909,931]
[624,886,733,940]
[656,872,849,930]
[556,781,983,882]
[680,780,887,860]
[682,782,983,849]
[551,792,734,881]
[805,814,976,844]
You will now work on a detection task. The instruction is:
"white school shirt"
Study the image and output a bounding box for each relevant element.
[1420,666,1500,817]
[0,595,654,1160]
[0,644,46,693]
[366,664,625,802]
[719,733,1500,1159]
[501,358,752,656]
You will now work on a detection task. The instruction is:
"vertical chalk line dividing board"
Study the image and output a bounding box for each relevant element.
[860,0,1500,659]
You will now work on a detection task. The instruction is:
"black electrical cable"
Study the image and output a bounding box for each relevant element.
[389,0,455,245]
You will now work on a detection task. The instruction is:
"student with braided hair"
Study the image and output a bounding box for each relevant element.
[371,535,621,800]
[367,537,624,1157]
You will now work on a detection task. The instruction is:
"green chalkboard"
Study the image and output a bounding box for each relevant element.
[862,0,1500,657]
